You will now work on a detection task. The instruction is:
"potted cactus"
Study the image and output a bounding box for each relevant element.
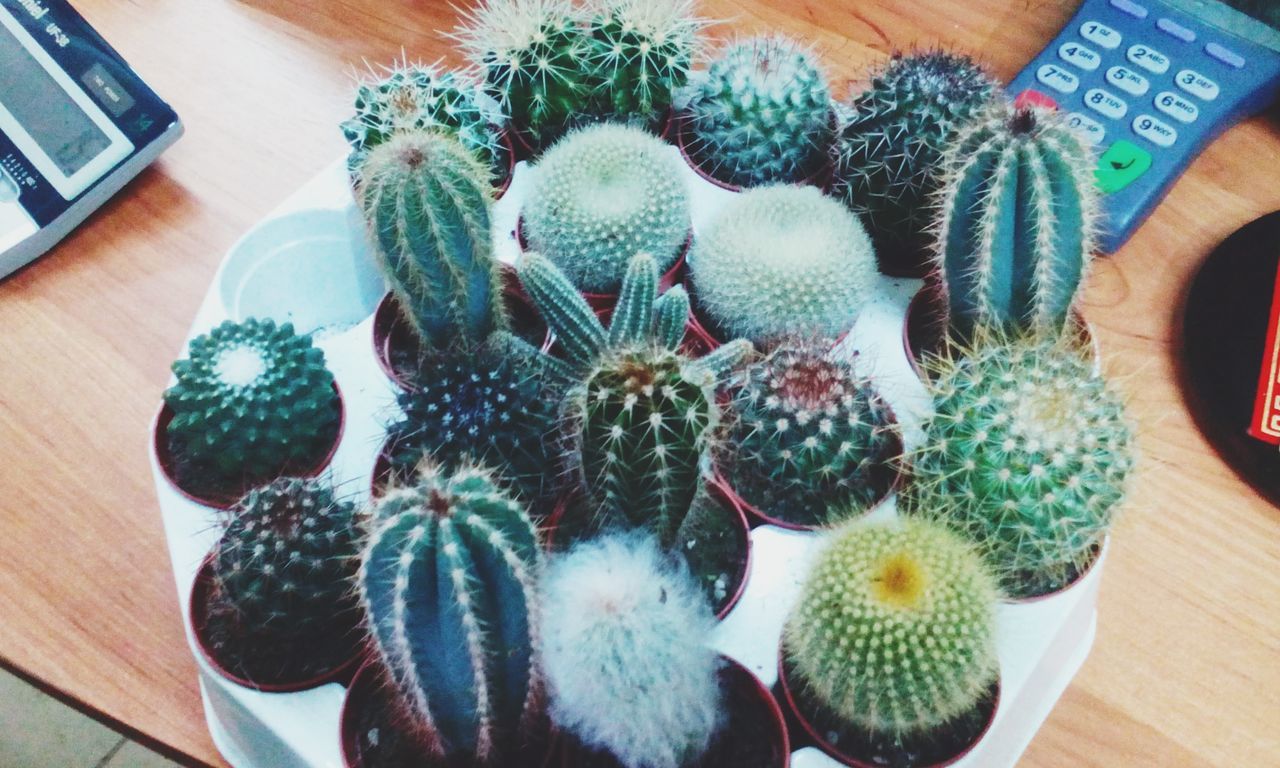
[189,478,365,692]
[155,318,344,508]
[779,517,1001,767]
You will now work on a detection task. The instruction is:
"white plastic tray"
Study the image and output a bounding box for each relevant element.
[149,148,1106,768]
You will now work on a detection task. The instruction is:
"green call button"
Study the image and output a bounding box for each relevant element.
[1095,140,1153,194]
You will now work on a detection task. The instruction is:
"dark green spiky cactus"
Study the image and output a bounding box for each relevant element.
[581,0,702,124]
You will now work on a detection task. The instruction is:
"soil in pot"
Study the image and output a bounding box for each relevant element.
[1005,541,1104,603]
[778,655,997,768]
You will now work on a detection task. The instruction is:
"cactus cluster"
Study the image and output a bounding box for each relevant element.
[935,104,1099,340]
[682,35,834,188]
[164,318,340,492]
[342,63,510,184]
[354,130,504,353]
[359,461,542,762]
[784,518,999,735]
[833,51,997,262]
[723,340,898,526]
[905,335,1134,597]
[524,123,690,294]
[541,533,723,768]
[688,185,879,345]
[581,0,702,123]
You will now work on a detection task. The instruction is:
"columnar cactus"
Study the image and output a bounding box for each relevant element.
[833,51,998,258]
[582,0,702,124]
[687,185,878,345]
[355,131,503,352]
[905,335,1135,597]
[724,341,898,526]
[935,104,1099,339]
[359,461,542,761]
[541,533,723,768]
[517,251,752,545]
[683,35,834,188]
[165,319,340,489]
[212,478,359,634]
[342,63,510,183]
[524,123,690,294]
[784,518,1000,735]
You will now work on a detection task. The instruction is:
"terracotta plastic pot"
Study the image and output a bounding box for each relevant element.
[674,110,836,193]
[153,382,346,510]
[188,554,364,693]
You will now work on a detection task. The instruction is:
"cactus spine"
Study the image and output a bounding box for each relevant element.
[784,518,999,735]
[582,0,701,124]
[935,104,1099,339]
[683,35,834,188]
[905,335,1134,597]
[359,461,542,761]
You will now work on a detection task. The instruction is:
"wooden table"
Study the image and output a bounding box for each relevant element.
[1,1,1277,765]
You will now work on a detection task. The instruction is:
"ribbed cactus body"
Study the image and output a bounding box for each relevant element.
[725,341,897,525]
[784,518,999,735]
[688,185,878,345]
[359,462,541,761]
[165,319,340,486]
[582,0,700,123]
[936,105,1098,339]
[213,478,359,634]
[906,336,1134,597]
[834,51,997,254]
[524,123,690,294]
[355,131,503,352]
[684,36,833,188]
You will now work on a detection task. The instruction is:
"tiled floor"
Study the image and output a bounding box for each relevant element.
[0,668,182,768]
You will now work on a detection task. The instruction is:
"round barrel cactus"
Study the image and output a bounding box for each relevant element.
[582,0,701,124]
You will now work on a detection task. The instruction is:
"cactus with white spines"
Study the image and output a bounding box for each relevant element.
[517,251,752,545]
[935,104,1099,339]
[723,340,898,526]
[359,461,542,762]
[833,50,998,260]
[524,123,690,294]
[683,35,834,188]
[541,533,723,768]
[687,185,879,345]
[784,518,1000,736]
[904,334,1135,597]
[582,0,702,124]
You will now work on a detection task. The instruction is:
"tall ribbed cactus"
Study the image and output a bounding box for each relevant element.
[582,0,701,123]
[359,461,542,761]
[354,131,503,352]
[517,251,752,545]
[935,104,1099,339]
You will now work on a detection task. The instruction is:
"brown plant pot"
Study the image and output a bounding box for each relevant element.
[188,554,365,693]
[153,382,346,510]
[1002,540,1106,604]
[674,110,836,193]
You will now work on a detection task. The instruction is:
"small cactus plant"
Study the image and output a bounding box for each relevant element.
[523,123,691,294]
[833,50,998,260]
[904,335,1135,597]
[581,0,702,124]
[682,35,834,188]
[541,533,723,768]
[687,185,879,345]
[354,131,504,353]
[359,460,542,762]
[723,340,899,526]
[935,104,1099,339]
[784,517,1000,736]
[342,62,510,184]
[164,318,340,492]
[517,251,752,545]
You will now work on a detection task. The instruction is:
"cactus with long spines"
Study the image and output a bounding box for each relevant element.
[683,35,834,188]
[784,518,1000,735]
[164,319,340,490]
[935,104,1099,339]
[833,51,998,258]
[359,461,542,762]
[524,123,690,294]
[517,252,752,545]
[212,478,360,634]
[687,185,879,345]
[581,0,702,124]
[723,340,898,526]
[354,131,503,352]
[904,334,1135,597]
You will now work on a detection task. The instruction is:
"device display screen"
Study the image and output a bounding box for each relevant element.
[0,22,111,177]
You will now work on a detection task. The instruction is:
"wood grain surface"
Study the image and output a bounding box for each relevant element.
[0,1,1277,766]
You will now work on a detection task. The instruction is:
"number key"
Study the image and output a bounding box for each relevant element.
[1086,88,1128,120]
[1059,42,1101,71]
[1081,21,1122,50]
[1133,114,1178,147]
[1065,112,1106,146]
[1106,65,1150,96]
[1128,44,1171,74]
[1155,91,1199,123]
[1038,64,1080,94]
[1176,69,1219,101]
